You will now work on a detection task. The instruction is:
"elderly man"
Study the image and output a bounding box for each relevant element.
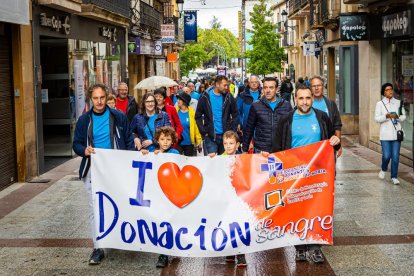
[176,86,198,110]
[187,81,200,100]
[115,82,138,122]
[272,84,341,264]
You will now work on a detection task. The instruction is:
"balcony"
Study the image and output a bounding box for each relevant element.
[321,0,340,30]
[140,1,162,37]
[288,0,311,20]
[82,0,129,17]
[38,0,82,13]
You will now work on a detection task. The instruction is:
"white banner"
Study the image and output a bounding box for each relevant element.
[91,146,334,257]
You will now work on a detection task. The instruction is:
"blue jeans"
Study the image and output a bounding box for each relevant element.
[203,135,224,155]
[380,140,401,178]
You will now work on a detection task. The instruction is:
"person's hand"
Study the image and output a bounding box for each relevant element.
[329,136,340,146]
[142,140,153,148]
[208,153,217,158]
[391,113,399,119]
[84,146,95,157]
[197,144,203,153]
[336,147,343,157]
[261,151,270,158]
[140,149,150,155]
[154,150,161,155]
[134,138,142,150]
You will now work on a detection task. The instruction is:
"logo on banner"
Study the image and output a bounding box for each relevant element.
[260,157,284,184]
[184,11,197,42]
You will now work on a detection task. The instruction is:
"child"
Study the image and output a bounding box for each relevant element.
[107,94,117,109]
[209,130,247,267]
[140,126,179,268]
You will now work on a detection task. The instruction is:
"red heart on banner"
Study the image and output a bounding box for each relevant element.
[157,162,203,208]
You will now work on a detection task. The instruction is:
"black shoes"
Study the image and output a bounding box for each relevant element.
[309,249,325,264]
[156,254,169,268]
[89,248,104,265]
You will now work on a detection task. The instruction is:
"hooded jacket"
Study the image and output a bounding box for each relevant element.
[73,107,135,179]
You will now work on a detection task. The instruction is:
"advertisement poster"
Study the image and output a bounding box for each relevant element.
[91,141,335,257]
[74,60,85,120]
[156,59,166,76]
[184,11,197,42]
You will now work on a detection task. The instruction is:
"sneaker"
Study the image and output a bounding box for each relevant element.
[309,249,325,264]
[225,255,235,263]
[156,254,168,268]
[295,249,307,261]
[391,178,400,185]
[236,254,247,267]
[378,170,385,179]
[88,248,104,265]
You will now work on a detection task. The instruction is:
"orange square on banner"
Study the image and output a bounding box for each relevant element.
[167,53,177,63]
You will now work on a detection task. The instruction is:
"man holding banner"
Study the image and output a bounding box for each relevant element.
[73,83,135,265]
[272,84,341,263]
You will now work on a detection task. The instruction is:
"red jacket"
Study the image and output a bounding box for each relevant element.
[163,104,183,145]
[165,96,174,107]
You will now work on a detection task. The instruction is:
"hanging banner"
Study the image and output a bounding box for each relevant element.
[155,40,163,56]
[91,140,335,257]
[161,24,175,44]
[184,11,197,42]
[303,41,319,56]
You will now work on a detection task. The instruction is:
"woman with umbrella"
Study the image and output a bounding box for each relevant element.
[130,93,171,151]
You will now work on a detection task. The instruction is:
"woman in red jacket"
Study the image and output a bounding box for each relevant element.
[154,88,183,148]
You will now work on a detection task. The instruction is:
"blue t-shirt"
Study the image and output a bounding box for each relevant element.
[145,114,157,152]
[178,110,191,145]
[268,98,279,111]
[250,90,260,102]
[191,92,200,100]
[291,110,321,148]
[171,95,178,105]
[313,98,329,116]
[165,148,180,154]
[92,108,111,149]
[209,90,223,134]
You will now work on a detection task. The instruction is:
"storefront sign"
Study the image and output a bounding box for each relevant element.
[155,40,162,55]
[382,10,412,38]
[167,53,178,63]
[140,38,154,55]
[161,24,175,44]
[39,13,70,35]
[303,41,319,56]
[340,14,368,41]
[156,59,166,76]
[100,27,117,42]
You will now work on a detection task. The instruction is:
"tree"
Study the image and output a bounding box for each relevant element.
[179,43,208,77]
[245,0,285,76]
[209,16,222,29]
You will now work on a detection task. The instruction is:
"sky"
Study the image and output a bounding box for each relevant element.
[183,0,259,35]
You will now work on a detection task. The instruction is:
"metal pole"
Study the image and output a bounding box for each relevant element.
[241,0,246,80]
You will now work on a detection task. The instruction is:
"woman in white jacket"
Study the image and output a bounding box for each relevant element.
[375,83,406,185]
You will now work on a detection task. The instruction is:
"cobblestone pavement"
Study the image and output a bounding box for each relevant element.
[0,136,413,275]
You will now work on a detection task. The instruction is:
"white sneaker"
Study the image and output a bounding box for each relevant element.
[378,170,385,179]
[391,178,400,185]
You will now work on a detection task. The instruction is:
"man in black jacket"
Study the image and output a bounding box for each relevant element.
[271,85,341,264]
[310,76,343,156]
[195,75,239,155]
[242,77,292,153]
[280,76,294,102]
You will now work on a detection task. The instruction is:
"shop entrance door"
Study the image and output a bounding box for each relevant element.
[39,37,73,172]
[0,24,17,190]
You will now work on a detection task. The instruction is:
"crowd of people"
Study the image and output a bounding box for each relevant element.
[73,72,411,268]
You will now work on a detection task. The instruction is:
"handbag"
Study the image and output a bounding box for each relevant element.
[382,101,404,142]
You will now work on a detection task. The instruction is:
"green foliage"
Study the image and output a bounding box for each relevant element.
[180,23,240,76]
[245,0,285,76]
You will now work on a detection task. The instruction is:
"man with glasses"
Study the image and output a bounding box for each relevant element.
[195,75,239,155]
[310,76,343,156]
[115,82,138,122]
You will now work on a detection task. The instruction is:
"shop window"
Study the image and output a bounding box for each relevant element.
[337,46,359,115]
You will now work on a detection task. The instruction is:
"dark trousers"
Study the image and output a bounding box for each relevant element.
[203,135,224,155]
[179,144,195,157]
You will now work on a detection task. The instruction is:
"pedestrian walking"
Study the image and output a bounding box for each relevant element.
[272,84,341,264]
[129,93,171,152]
[242,77,292,154]
[72,83,135,265]
[176,92,202,156]
[310,76,343,157]
[280,76,294,102]
[115,82,138,122]
[375,83,406,185]
[195,75,239,155]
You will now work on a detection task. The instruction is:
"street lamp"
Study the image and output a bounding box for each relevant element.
[280,10,295,32]
[176,0,184,13]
